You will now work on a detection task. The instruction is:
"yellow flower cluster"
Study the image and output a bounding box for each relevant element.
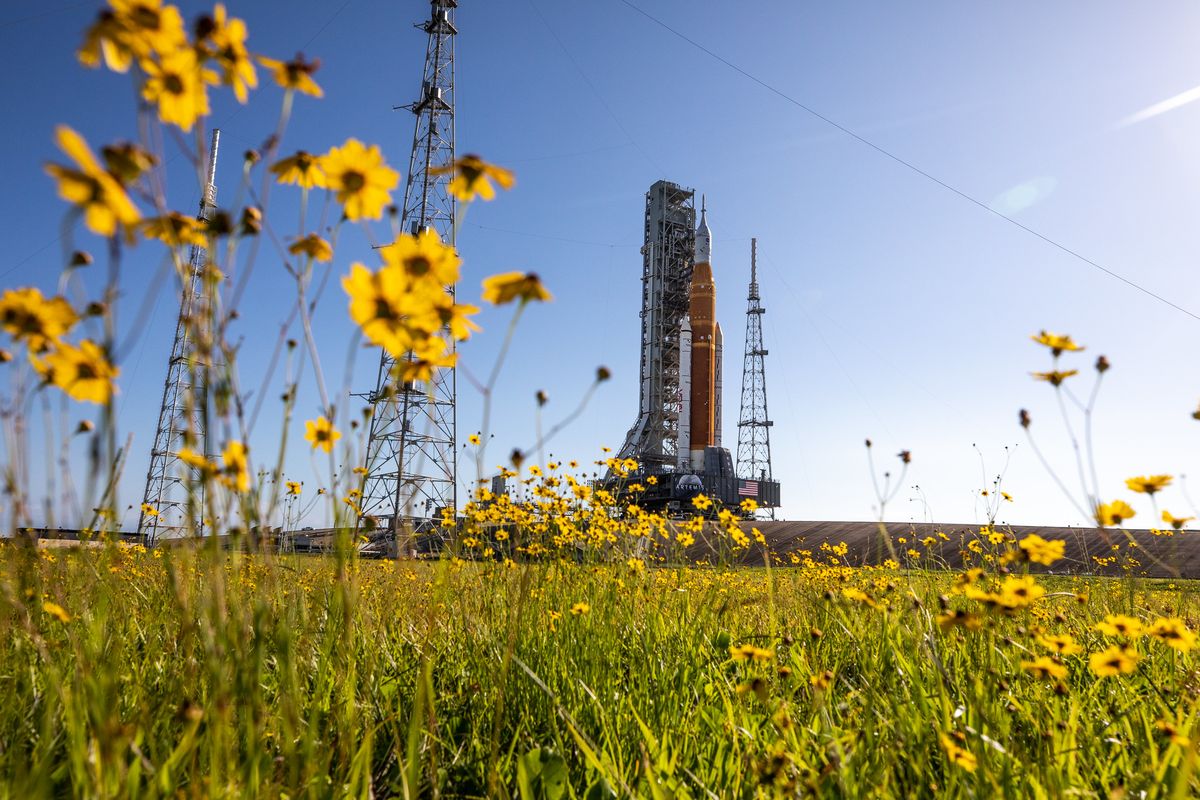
[342,229,473,382]
[1017,534,1065,566]
[0,287,118,404]
[79,1,267,130]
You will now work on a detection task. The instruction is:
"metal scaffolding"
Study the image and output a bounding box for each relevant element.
[617,180,696,470]
[736,238,775,516]
[359,0,458,533]
[138,130,220,543]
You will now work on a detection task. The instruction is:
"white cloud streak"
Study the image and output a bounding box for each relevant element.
[1119,84,1200,128]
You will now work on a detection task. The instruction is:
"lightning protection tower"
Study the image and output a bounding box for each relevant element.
[736,238,775,518]
[139,129,220,543]
[359,0,458,534]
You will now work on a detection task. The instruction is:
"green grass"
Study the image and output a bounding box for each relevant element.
[1,541,1198,798]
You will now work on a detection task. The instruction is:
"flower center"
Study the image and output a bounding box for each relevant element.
[342,171,366,192]
[131,5,161,29]
[164,73,185,95]
[405,255,431,277]
[460,161,483,184]
[373,298,397,322]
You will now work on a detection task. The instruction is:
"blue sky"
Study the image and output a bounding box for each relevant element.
[3,0,1200,530]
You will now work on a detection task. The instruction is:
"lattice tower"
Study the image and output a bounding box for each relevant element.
[736,238,774,516]
[359,0,458,532]
[139,130,221,543]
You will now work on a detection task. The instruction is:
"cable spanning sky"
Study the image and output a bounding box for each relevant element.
[2,0,1199,530]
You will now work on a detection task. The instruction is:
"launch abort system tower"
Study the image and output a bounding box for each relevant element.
[615,181,780,514]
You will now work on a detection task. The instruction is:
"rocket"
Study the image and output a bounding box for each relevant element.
[684,197,722,471]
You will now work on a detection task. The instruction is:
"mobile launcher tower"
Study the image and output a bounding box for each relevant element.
[613,180,781,515]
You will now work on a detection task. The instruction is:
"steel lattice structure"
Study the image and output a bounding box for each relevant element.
[139,130,221,543]
[359,0,458,533]
[617,181,696,470]
[736,238,774,515]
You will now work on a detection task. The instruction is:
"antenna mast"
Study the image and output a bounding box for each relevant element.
[359,0,458,542]
[139,129,220,543]
[736,238,775,518]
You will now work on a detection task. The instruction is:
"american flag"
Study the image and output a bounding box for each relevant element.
[738,480,759,497]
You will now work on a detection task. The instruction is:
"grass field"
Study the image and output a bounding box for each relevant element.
[5,2,1199,796]
[2,540,1198,798]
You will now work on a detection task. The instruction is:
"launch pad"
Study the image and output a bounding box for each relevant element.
[612,181,781,516]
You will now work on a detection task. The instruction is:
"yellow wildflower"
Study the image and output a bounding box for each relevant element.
[1096,500,1135,527]
[393,337,456,383]
[691,494,713,511]
[342,262,423,356]
[33,340,119,404]
[740,497,758,514]
[1031,330,1084,355]
[936,610,982,631]
[288,233,333,263]
[428,296,481,342]
[998,574,1044,608]
[270,151,326,189]
[379,228,461,284]
[1031,370,1078,387]
[140,503,159,517]
[1125,475,1172,495]
[431,154,514,202]
[0,288,78,351]
[101,142,156,185]
[842,587,876,607]
[1018,534,1065,566]
[1020,656,1067,680]
[1162,510,1194,530]
[729,643,773,662]
[176,447,213,474]
[570,602,590,616]
[939,735,977,773]
[1095,614,1144,638]
[140,47,218,132]
[1089,645,1139,677]
[305,416,341,453]
[142,212,207,247]
[1147,617,1196,652]
[42,602,72,623]
[196,3,257,103]
[1155,719,1191,748]
[285,480,302,496]
[45,126,141,238]
[320,139,398,221]
[952,568,984,591]
[78,0,186,73]
[482,272,552,305]
[1037,633,1082,656]
[220,440,249,492]
[258,53,322,97]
